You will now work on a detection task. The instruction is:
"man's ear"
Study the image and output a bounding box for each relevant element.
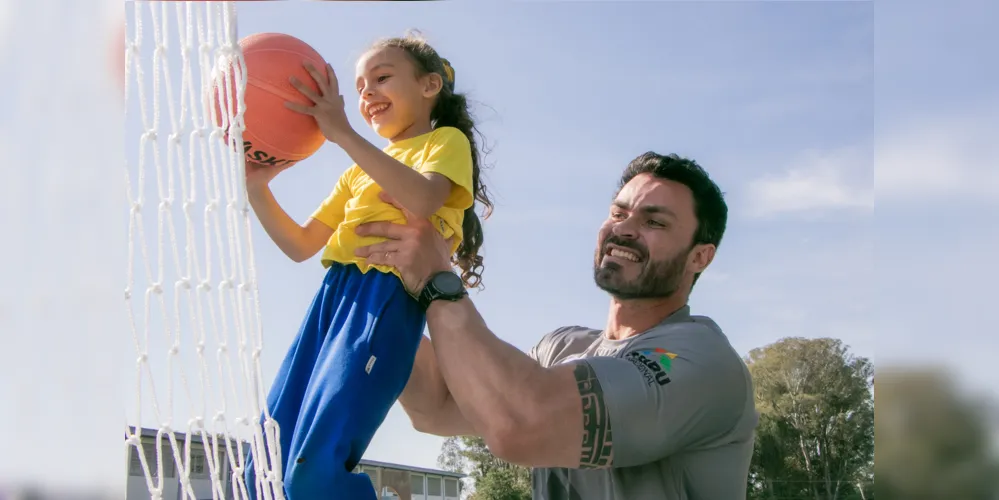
[688,244,716,275]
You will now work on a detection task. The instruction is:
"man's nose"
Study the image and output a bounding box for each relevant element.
[610,218,639,239]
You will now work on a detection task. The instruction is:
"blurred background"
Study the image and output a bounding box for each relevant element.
[0,0,996,499]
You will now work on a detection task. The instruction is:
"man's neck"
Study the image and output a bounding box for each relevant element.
[604,295,687,341]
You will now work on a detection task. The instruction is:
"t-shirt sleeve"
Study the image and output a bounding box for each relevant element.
[418,127,474,210]
[580,337,750,467]
[527,326,587,367]
[310,168,353,229]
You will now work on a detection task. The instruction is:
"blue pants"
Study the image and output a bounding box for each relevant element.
[244,263,426,500]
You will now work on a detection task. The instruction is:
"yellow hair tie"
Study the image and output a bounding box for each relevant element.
[440,58,455,87]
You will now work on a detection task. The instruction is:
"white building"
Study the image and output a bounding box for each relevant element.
[126,427,464,500]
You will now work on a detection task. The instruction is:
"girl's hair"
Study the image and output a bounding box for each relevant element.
[370,32,493,289]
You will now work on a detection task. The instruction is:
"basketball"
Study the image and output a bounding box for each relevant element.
[214,33,328,168]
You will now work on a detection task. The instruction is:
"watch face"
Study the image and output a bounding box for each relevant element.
[432,272,465,294]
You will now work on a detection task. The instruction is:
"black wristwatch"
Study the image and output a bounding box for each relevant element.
[417,271,467,310]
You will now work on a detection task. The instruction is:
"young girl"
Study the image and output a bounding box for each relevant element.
[241,33,492,500]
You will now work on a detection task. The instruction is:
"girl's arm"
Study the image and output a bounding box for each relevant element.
[337,131,453,219]
[247,184,332,263]
[285,64,465,218]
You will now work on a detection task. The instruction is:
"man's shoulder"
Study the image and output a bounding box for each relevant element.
[529,325,601,367]
[628,314,748,379]
[635,314,731,352]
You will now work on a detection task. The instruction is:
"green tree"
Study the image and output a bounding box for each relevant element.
[438,436,531,500]
[745,337,874,500]
[875,368,999,499]
[470,467,531,500]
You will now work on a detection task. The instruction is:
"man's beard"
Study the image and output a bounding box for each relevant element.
[593,237,689,300]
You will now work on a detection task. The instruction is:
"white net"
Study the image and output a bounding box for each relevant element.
[123,2,283,499]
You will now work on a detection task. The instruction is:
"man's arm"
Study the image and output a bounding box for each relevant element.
[424,298,611,469]
[398,336,480,437]
[351,205,743,466]
[425,298,749,470]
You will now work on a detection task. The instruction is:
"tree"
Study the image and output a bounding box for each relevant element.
[469,467,531,500]
[745,337,874,500]
[438,436,531,500]
[875,367,999,499]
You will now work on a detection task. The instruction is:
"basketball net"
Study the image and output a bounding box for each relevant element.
[123,2,283,499]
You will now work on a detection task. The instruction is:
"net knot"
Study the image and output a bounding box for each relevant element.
[198,280,211,291]
[177,278,191,290]
[252,348,262,360]
[159,200,171,211]
[168,132,181,145]
[220,279,233,290]
[132,201,142,214]
[218,46,239,60]
[142,130,157,142]
[168,345,179,356]
[124,287,132,300]
[263,419,278,433]
[149,283,163,295]
[218,344,228,354]
[137,353,148,364]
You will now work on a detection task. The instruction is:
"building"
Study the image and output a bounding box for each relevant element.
[126,427,464,500]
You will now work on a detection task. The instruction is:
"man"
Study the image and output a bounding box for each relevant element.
[354,152,758,499]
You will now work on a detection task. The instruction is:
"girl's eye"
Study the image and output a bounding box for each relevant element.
[378,75,390,83]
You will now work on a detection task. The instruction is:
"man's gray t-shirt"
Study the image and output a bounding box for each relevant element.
[528,306,758,500]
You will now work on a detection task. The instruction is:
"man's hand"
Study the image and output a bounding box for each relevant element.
[355,192,455,296]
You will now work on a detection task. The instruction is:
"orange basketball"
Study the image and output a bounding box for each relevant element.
[214,33,328,168]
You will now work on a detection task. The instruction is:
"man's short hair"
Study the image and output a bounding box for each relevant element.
[618,151,728,251]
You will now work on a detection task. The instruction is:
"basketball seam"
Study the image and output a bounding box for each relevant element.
[245,48,326,104]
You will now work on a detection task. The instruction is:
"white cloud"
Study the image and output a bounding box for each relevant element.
[876,105,999,201]
[744,104,999,217]
[744,148,874,218]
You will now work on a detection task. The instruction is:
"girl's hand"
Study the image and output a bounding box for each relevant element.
[285,61,355,145]
[245,160,293,193]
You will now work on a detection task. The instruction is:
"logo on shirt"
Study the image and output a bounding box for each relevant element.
[626,348,677,386]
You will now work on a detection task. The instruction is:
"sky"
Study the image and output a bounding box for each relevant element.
[0,0,996,496]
